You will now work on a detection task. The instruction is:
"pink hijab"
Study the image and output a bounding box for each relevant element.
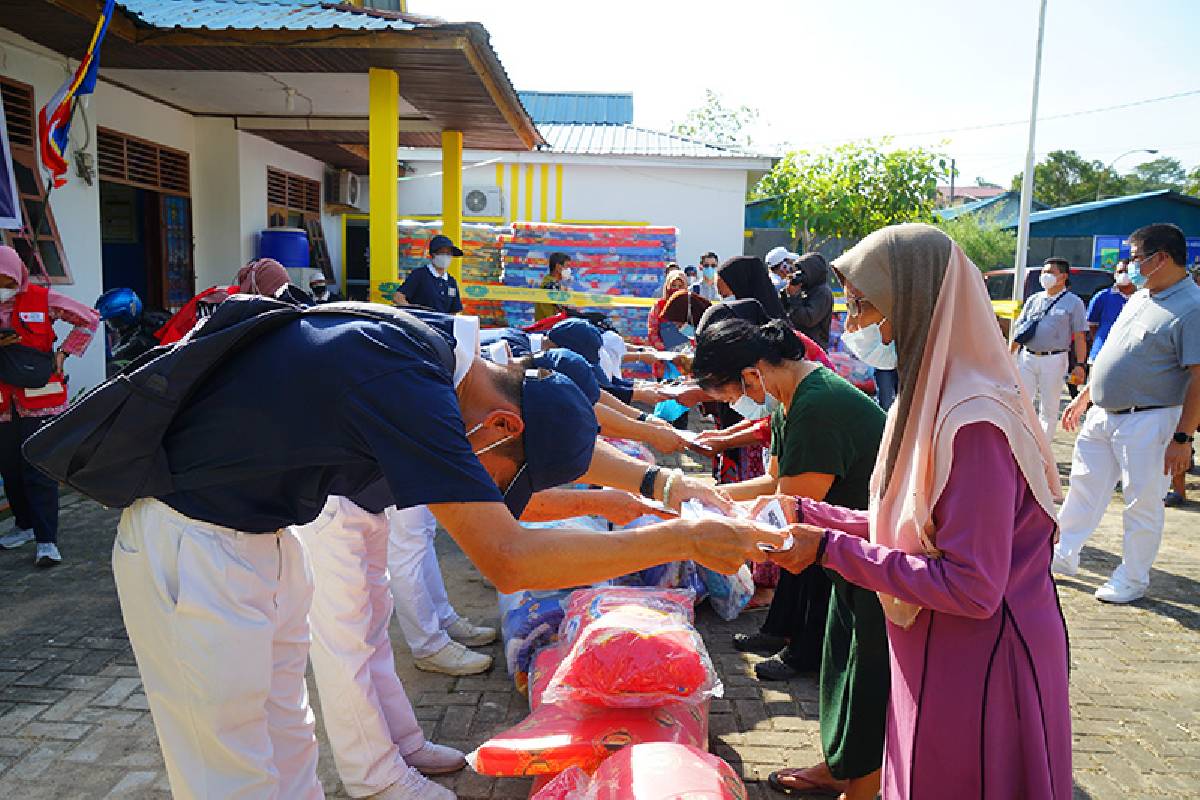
[236,258,290,297]
[834,224,1062,628]
[0,245,31,295]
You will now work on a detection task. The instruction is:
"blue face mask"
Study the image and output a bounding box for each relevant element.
[731,369,779,420]
[702,266,717,280]
[1127,255,1158,289]
[678,324,696,339]
[841,322,897,370]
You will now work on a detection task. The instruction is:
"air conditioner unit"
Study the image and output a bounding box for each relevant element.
[326,170,361,209]
[463,186,502,217]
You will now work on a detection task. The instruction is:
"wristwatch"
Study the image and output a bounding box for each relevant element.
[1173,431,1195,445]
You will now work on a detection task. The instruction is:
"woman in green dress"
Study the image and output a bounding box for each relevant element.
[692,317,889,800]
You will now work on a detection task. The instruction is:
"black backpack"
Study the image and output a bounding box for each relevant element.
[22,296,453,509]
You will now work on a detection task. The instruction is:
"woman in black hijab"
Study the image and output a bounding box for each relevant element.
[716,256,788,321]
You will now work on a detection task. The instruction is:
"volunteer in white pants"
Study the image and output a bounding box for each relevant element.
[1053,224,1200,603]
[1010,258,1089,441]
[387,504,496,676]
[296,495,466,798]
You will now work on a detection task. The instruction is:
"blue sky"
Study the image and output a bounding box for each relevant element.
[413,0,1200,186]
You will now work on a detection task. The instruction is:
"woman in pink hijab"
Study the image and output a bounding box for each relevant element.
[770,224,1071,799]
[0,245,99,567]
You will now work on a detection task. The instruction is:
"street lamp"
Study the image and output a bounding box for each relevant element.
[1096,148,1158,201]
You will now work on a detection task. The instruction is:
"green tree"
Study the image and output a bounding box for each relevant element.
[1123,156,1186,193]
[1011,149,1125,206]
[1187,165,1200,197]
[671,89,759,149]
[752,139,948,250]
[935,212,1017,272]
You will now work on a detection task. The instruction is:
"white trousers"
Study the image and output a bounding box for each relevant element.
[112,499,322,800]
[385,505,459,659]
[293,497,425,798]
[1017,349,1069,441]
[1057,406,1180,589]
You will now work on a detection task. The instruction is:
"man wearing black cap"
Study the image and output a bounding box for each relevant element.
[108,302,781,800]
[393,234,464,314]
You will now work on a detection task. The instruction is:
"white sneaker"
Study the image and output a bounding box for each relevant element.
[414,641,492,676]
[404,741,466,776]
[368,767,455,800]
[445,617,496,648]
[34,542,61,568]
[1050,550,1079,577]
[0,529,34,549]
[1095,580,1144,604]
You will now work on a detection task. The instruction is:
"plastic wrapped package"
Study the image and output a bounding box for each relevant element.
[697,564,755,622]
[561,587,695,636]
[531,743,747,800]
[599,436,656,464]
[543,605,721,709]
[466,697,709,777]
[499,589,571,689]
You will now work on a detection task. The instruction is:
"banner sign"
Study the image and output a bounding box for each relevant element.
[1093,235,1200,271]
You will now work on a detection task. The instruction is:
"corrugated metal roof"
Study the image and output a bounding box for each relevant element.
[517,91,634,125]
[538,123,764,159]
[116,0,422,31]
[1003,189,1200,227]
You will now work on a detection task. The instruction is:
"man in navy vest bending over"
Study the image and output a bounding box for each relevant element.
[112,302,781,800]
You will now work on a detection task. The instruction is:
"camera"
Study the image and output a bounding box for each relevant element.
[788,272,806,288]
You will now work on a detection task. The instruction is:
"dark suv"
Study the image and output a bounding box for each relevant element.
[984,266,1114,308]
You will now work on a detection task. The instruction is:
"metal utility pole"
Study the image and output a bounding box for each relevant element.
[1012,0,1049,316]
[948,158,956,205]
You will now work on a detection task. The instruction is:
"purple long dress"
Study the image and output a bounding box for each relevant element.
[817,422,1071,800]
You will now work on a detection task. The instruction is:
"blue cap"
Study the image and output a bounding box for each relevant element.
[95,287,142,324]
[532,348,600,405]
[428,234,463,257]
[505,368,598,516]
[547,318,602,365]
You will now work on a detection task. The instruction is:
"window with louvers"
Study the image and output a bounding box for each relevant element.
[0,77,72,283]
[267,166,320,228]
[97,127,190,195]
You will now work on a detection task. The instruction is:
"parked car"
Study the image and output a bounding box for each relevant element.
[984,266,1114,308]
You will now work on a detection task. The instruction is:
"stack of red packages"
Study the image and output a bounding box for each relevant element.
[466,587,723,791]
[531,743,748,800]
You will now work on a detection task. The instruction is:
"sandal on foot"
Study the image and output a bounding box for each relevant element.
[768,766,850,797]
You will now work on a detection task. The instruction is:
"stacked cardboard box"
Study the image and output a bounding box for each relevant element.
[500,223,678,341]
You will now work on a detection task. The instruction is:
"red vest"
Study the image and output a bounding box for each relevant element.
[0,284,68,412]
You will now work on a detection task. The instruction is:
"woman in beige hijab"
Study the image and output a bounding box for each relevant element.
[771,224,1071,799]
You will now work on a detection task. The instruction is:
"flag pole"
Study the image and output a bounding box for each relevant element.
[1011,0,1049,332]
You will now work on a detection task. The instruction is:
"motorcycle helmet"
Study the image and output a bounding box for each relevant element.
[95,288,143,326]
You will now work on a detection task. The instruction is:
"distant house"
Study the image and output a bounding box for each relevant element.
[937,185,1006,207]
[935,191,1049,228]
[998,190,1200,268]
[365,90,776,273]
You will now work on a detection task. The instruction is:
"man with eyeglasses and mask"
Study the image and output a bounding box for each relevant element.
[107,301,783,800]
[1054,223,1200,604]
[694,251,721,301]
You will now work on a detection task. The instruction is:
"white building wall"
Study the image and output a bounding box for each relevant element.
[389,157,750,270]
[192,117,242,290]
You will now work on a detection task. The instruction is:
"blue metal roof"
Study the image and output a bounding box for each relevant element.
[537,123,766,159]
[1002,189,1200,228]
[517,91,634,125]
[936,191,1049,227]
[116,1,421,31]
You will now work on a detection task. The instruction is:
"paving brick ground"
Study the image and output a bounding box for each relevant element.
[0,433,1196,799]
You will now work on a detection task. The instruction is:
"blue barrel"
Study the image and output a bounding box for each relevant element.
[259,227,309,268]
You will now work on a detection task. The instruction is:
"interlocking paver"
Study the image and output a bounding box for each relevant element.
[0,423,1195,799]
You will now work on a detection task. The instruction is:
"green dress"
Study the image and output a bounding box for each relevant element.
[773,367,889,780]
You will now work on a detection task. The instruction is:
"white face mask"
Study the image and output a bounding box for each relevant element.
[561,267,573,282]
[731,369,779,421]
[0,288,16,302]
[432,254,453,272]
[841,322,897,370]
[1114,271,1132,287]
[1039,272,1059,291]
[465,420,514,457]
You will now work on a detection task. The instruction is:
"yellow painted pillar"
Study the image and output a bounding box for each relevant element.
[441,130,464,283]
[368,67,399,303]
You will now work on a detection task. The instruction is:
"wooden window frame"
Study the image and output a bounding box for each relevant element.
[0,76,73,285]
[96,127,190,197]
[266,166,320,228]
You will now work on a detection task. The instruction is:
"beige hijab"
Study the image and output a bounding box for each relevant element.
[834,223,1062,628]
